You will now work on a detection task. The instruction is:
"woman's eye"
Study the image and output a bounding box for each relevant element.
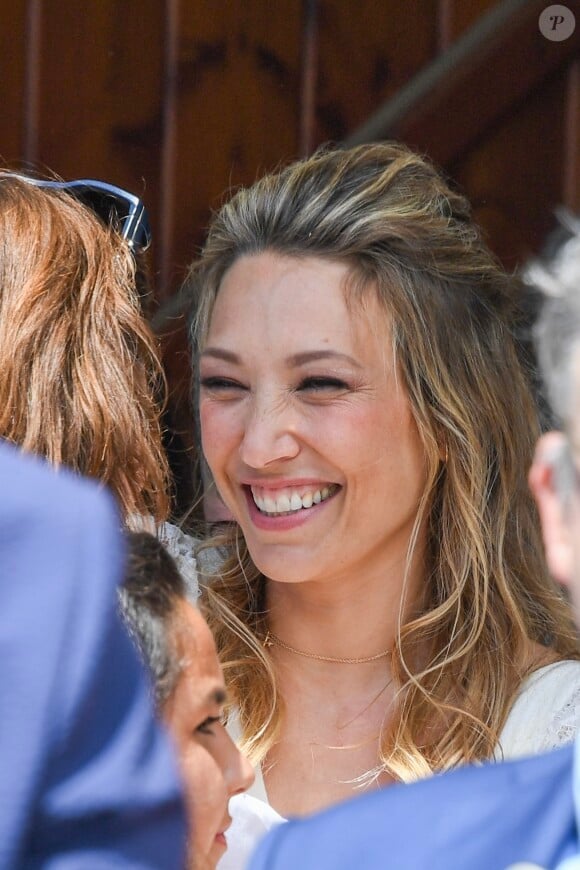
[200,377,246,392]
[299,377,349,391]
[196,715,221,736]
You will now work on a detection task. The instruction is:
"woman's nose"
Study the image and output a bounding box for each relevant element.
[239,395,300,469]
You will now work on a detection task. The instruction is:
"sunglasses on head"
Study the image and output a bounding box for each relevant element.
[9,175,152,253]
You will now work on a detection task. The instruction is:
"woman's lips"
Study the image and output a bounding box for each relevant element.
[243,483,340,531]
[250,483,339,514]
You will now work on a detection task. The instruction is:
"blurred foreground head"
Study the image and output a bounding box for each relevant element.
[0,172,169,522]
[529,214,580,620]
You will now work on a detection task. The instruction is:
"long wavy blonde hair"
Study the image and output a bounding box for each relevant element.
[0,173,170,523]
[188,143,579,781]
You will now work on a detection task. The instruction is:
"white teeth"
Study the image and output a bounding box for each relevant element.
[290,493,303,511]
[251,484,337,516]
[277,494,291,512]
[264,495,277,513]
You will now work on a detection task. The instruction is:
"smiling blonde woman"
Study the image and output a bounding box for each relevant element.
[187,143,580,831]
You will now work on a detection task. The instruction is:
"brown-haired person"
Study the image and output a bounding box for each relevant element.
[187,143,580,835]
[0,172,199,593]
[119,532,257,870]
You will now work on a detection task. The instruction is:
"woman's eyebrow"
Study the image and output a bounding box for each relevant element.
[200,348,240,364]
[200,348,362,369]
[286,350,362,368]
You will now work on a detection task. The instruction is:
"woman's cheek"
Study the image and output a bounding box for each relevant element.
[200,402,237,457]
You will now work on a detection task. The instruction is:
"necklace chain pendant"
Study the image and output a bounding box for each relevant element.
[263,630,391,664]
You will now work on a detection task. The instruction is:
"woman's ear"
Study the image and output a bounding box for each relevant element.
[529,431,574,587]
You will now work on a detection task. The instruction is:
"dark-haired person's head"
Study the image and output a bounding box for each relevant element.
[120,531,253,870]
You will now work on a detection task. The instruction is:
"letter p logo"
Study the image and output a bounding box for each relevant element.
[539,5,576,41]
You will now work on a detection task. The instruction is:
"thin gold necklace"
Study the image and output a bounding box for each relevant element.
[264,631,391,664]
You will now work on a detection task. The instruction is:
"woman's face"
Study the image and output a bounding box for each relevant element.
[163,602,254,869]
[199,252,427,588]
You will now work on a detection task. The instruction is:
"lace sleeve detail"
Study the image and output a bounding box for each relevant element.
[158,522,201,603]
[499,661,580,759]
[540,681,580,752]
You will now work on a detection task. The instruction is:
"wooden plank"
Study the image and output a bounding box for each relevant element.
[299,0,319,156]
[167,0,303,288]
[159,0,180,298]
[34,0,165,272]
[564,59,580,211]
[452,69,568,269]
[438,0,501,48]
[0,0,27,161]
[314,0,439,143]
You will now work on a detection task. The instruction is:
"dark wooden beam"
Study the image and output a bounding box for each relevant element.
[564,58,580,210]
[23,0,42,163]
[345,0,580,166]
[158,0,180,300]
[299,0,318,157]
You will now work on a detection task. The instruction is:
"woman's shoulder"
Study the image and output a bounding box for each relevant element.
[498,660,580,759]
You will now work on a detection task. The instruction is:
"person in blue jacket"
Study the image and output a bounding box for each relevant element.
[0,441,186,868]
[248,217,580,870]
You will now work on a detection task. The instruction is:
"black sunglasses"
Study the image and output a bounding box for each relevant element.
[10,175,151,253]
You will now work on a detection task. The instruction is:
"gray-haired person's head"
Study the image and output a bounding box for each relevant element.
[529,211,580,434]
[118,531,187,708]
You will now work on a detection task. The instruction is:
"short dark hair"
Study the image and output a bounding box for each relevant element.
[119,531,186,707]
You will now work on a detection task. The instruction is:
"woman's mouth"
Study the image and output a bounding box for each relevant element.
[250,483,340,516]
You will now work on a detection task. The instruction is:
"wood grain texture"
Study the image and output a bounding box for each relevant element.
[390,0,580,167]
[439,0,501,47]
[314,0,438,144]
[168,0,303,286]
[564,59,580,211]
[0,0,27,161]
[34,0,165,262]
[452,70,568,269]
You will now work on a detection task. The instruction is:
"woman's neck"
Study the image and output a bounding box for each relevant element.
[265,546,426,666]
